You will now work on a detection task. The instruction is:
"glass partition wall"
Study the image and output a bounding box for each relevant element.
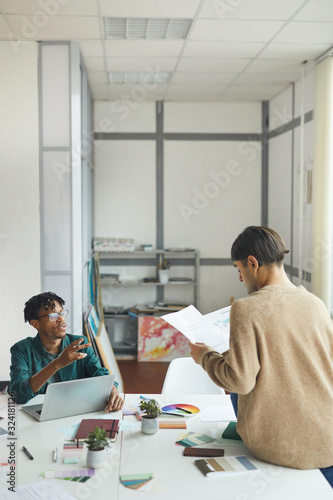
[39,41,93,334]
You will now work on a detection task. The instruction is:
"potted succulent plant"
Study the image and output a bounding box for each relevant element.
[85,426,109,469]
[139,398,162,435]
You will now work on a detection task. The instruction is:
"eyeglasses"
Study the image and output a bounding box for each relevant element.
[37,310,69,322]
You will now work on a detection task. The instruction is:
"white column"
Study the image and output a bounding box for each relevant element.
[312,57,333,312]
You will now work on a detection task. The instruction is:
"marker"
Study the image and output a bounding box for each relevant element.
[139,396,151,401]
[22,446,33,460]
[53,448,58,462]
[125,404,142,421]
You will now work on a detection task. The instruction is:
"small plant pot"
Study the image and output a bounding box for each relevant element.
[86,448,107,469]
[141,416,159,435]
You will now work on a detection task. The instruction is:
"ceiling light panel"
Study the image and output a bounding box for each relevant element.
[104,17,192,39]
[108,71,171,84]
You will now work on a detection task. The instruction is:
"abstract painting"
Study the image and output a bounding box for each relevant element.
[138,316,190,362]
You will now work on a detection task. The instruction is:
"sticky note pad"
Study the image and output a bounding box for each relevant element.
[63,457,79,464]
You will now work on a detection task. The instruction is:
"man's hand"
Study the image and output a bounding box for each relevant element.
[29,339,91,394]
[189,341,207,364]
[56,339,91,369]
[105,385,124,412]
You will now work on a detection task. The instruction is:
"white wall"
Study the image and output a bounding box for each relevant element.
[164,140,261,256]
[94,140,156,244]
[95,100,156,133]
[268,69,315,288]
[164,102,261,133]
[94,101,261,313]
[0,42,41,380]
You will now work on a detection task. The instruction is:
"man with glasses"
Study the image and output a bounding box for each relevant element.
[9,292,123,411]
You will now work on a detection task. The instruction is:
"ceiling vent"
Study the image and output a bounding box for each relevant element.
[104,17,192,39]
[108,71,171,84]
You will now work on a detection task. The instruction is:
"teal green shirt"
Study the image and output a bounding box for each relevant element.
[9,333,111,404]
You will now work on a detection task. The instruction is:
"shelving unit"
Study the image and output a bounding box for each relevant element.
[98,249,199,357]
[103,314,138,357]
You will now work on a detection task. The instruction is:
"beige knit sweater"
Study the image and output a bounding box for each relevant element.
[199,285,333,469]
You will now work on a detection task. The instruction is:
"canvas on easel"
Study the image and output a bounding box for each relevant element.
[95,322,124,393]
[88,253,104,323]
[84,255,124,392]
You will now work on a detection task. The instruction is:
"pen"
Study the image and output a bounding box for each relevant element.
[53,448,58,462]
[176,407,192,414]
[22,446,33,460]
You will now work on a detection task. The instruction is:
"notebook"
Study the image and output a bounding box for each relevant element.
[74,418,119,444]
[222,421,242,441]
[21,374,115,422]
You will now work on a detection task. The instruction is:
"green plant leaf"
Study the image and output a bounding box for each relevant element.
[138,398,161,419]
[85,426,110,450]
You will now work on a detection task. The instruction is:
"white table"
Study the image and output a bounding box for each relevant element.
[0,393,332,499]
[120,394,333,500]
[0,394,122,499]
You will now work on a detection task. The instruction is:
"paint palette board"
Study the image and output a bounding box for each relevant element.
[161,404,200,416]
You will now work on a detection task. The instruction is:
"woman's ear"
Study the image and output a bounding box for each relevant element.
[247,255,260,271]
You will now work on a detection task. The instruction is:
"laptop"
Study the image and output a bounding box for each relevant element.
[21,374,115,422]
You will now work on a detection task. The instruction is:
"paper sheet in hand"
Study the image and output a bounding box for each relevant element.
[162,305,230,352]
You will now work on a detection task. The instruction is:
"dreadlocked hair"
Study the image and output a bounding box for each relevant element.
[24,292,65,323]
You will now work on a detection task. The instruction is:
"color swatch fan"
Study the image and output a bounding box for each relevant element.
[161,404,199,416]
[120,473,153,491]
